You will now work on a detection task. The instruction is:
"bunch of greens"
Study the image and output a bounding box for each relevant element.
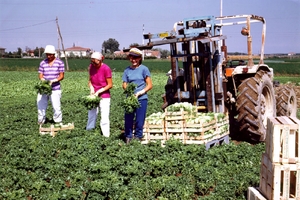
[80,95,101,110]
[121,83,140,114]
[166,102,197,115]
[34,80,52,95]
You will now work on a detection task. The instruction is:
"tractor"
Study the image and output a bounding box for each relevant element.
[125,14,297,143]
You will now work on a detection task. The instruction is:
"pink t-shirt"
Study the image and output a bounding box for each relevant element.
[89,63,112,98]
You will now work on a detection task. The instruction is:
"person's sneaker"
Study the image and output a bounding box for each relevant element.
[133,136,142,141]
[125,137,132,144]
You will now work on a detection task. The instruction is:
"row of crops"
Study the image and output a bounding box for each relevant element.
[1,57,300,74]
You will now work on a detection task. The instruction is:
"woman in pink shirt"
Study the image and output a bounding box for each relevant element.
[86,52,113,137]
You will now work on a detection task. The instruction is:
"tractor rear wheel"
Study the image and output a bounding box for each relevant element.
[275,85,297,117]
[236,71,276,142]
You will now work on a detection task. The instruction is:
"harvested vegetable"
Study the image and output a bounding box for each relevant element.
[166,102,197,116]
[80,95,101,110]
[121,82,140,114]
[34,80,52,95]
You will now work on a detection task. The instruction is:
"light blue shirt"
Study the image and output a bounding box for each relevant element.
[122,64,151,100]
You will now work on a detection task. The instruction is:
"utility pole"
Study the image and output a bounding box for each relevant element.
[56,17,69,70]
[142,24,144,60]
[57,37,60,58]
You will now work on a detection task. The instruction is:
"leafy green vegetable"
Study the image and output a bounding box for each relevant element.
[121,82,140,114]
[34,80,52,95]
[166,102,197,116]
[80,95,101,110]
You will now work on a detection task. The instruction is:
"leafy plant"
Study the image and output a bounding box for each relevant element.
[34,80,52,95]
[121,82,140,114]
[79,95,101,110]
[1,70,296,199]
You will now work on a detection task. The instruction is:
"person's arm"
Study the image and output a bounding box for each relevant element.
[95,77,113,95]
[135,76,153,97]
[39,73,45,80]
[50,72,64,85]
[87,65,95,95]
[122,82,127,91]
[144,76,153,92]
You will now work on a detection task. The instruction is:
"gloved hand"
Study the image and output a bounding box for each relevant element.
[95,88,105,96]
[49,79,58,86]
[90,85,95,95]
[135,89,145,97]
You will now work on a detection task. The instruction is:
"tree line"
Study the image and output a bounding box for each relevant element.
[1,38,171,59]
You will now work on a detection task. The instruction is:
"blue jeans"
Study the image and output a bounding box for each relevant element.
[124,99,148,139]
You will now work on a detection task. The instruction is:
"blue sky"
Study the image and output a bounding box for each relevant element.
[0,0,299,54]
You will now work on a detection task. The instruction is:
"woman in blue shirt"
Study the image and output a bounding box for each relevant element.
[122,48,153,144]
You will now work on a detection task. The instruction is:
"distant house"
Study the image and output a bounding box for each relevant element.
[144,50,161,58]
[61,44,91,57]
[0,46,6,55]
[114,50,161,58]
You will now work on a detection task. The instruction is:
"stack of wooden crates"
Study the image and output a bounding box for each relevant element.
[248,116,300,200]
[142,108,229,148]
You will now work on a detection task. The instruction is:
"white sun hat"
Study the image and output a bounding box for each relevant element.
[91,52,103,60]
[44,45,56,54]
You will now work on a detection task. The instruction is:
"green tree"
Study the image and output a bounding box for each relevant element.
[17,47,22,56]
[102,38,120,53]
[155,48,170,59]
[160,49,170,58]
[129,43,140,48]
[34,47,43,57]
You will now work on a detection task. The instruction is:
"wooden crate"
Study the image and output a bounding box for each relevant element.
[165,120,185,140]
[39,123,74,137]
[184,115,229,142]
[165,109,189,121]
[247,187,267,200]
[259,153,300,200]
[142,120,166,143]
[184,119,217,139]
[265,116,300,164]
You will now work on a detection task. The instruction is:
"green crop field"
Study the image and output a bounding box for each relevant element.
[1,57,300,74]
[0,58,300,199]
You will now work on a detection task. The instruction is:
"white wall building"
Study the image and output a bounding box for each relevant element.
[60,44,91,57]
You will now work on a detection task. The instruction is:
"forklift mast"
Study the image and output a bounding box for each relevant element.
[125,15,266,113]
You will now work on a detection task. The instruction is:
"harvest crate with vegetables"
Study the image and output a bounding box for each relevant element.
[184,112,217,140]
[164,104,191,140]
[165,120,185,140]
[142,112,166,143]
[142,103,229,145]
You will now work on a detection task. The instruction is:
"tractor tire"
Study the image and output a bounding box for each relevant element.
[236,71,276,142]
[275,85,297,117]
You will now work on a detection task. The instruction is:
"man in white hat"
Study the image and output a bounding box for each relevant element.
[37,45,65,125]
